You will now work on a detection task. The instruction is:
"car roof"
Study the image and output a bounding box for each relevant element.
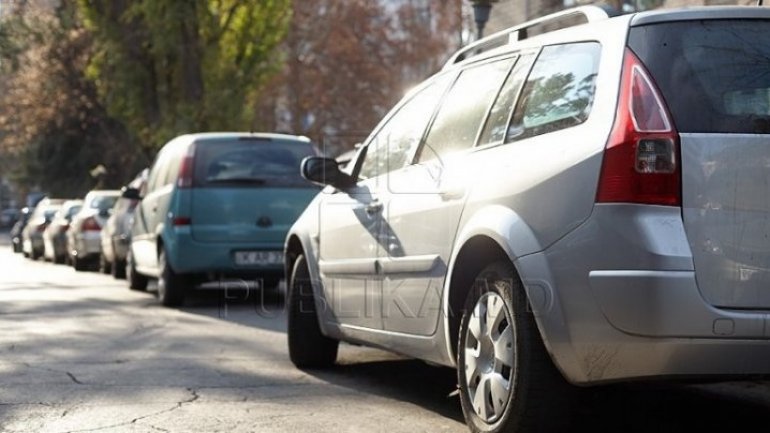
[181,132,312,144]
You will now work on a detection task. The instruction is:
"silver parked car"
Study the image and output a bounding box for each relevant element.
[67,190,120,271]
[22,198,65,260]
[100,170,148,278]
[285,6,770,433]
[43,200,83,264]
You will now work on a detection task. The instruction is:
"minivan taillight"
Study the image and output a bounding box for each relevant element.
[596,49,680,206]
[177,143,196,188]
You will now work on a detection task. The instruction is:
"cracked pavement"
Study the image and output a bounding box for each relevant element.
[1,231,770,433]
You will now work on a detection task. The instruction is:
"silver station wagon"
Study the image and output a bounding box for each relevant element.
[285,6,770,433]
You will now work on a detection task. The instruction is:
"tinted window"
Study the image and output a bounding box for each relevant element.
[478,54,535,146]
[89,196,118,212]
[417,58,514,163]
[508,42,600,141]
[193,139,316,187]
[630,20,770,134]
[359,75,452,179]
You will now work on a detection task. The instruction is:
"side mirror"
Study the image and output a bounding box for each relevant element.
[121,187,142,201]
[301,157,355,189]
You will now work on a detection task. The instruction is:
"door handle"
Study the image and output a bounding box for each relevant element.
[365,200,383,215]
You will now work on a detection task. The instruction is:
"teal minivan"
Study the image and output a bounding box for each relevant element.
[123,133,319,306]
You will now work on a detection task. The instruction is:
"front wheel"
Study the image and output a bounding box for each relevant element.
[157,249,186,307]
[458,262,573,433]
[287,255,338,369]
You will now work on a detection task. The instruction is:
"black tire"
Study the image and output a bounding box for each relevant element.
[157,248,186,307]
[457,262,574,433]
[53,253,65,264]
[127,249,148,291]
[112,258,127,279]
[287,255,338,368]
[73,255,89,272]
[30,247,42,261]
[99,253,112,275]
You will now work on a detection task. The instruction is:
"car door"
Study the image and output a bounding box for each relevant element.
[380,55,535,335]
[318,75,453,331]
[132,142,177,274]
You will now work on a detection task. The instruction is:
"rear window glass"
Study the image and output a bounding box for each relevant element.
[193,139,316,187]
[629,20,770,134]
[89,196,118,212]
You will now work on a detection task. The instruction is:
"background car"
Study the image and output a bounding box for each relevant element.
[10,207,31,253]
[22,198,65,260]
[124,132,319,306]
[66,190,120,271]
[100,169,148,278]
[0,208,19,228]
[42,200,83,264]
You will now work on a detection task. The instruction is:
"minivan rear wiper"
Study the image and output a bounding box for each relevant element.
[205,177,267,184]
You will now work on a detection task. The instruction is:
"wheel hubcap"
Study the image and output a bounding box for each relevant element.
[464,291,515,424]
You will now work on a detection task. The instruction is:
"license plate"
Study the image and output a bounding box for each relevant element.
[233,251,283,266]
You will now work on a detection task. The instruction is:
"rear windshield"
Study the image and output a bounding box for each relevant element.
[193,138,316,188]
[89,195,118,212]
[629,20,770,134]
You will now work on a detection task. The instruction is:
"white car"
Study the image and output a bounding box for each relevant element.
[67,190,120,271]
[285,6,770,433]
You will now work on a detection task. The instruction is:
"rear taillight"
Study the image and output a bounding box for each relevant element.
[59,223,70,233]
[177,143,196,188]
[596,49,680,206]
[36,223,47,233]
[172,216,191,226]
[81,217,101,232]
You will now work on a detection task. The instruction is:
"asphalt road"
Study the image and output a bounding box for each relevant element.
[1,230,769,433]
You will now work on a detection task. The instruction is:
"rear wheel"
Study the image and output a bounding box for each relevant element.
[112,258,127,279]
[126,249,148,291]
[458,262,574,433]
[287,255,338,368]
[73,255,89,272]
[157,248,186,307]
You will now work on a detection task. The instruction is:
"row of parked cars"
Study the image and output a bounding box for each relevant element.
[7,6,770,433]
[10,172,146,274]
[11,133,320,305]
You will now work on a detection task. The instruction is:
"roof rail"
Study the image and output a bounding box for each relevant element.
[444,5,616,70]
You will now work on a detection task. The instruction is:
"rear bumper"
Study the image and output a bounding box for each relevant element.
[519,204,770,385]
[164,230,284,278]
[72,231,102,259]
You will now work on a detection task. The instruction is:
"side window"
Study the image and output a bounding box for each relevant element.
[507,42,601,141]
[147,149,171,192]
[478,54,535,146]
[359,75,452,180]
[164,144,184,187]
[417,57,514,163]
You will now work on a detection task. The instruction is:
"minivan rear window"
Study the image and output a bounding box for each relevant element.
[193,139,316,187]
[629,20,770,134]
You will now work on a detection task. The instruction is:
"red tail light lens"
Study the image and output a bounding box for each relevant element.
[81,217,101,232]
[36,223,48,232]
[177,143,196,189]
[172,216,191,226]
[59,223,70,233]
[596,49,680,206]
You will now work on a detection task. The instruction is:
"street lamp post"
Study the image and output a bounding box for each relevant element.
[470,0,499,40]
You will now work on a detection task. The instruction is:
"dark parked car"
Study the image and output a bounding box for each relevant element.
[10,207,31,253]
[100,169,148,278]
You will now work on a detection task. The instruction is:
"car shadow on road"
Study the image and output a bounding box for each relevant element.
[309,359,770,432]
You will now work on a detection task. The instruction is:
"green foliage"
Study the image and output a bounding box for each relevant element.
[78,0,291,150]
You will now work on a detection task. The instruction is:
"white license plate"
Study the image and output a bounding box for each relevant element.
[233,251,283,266]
